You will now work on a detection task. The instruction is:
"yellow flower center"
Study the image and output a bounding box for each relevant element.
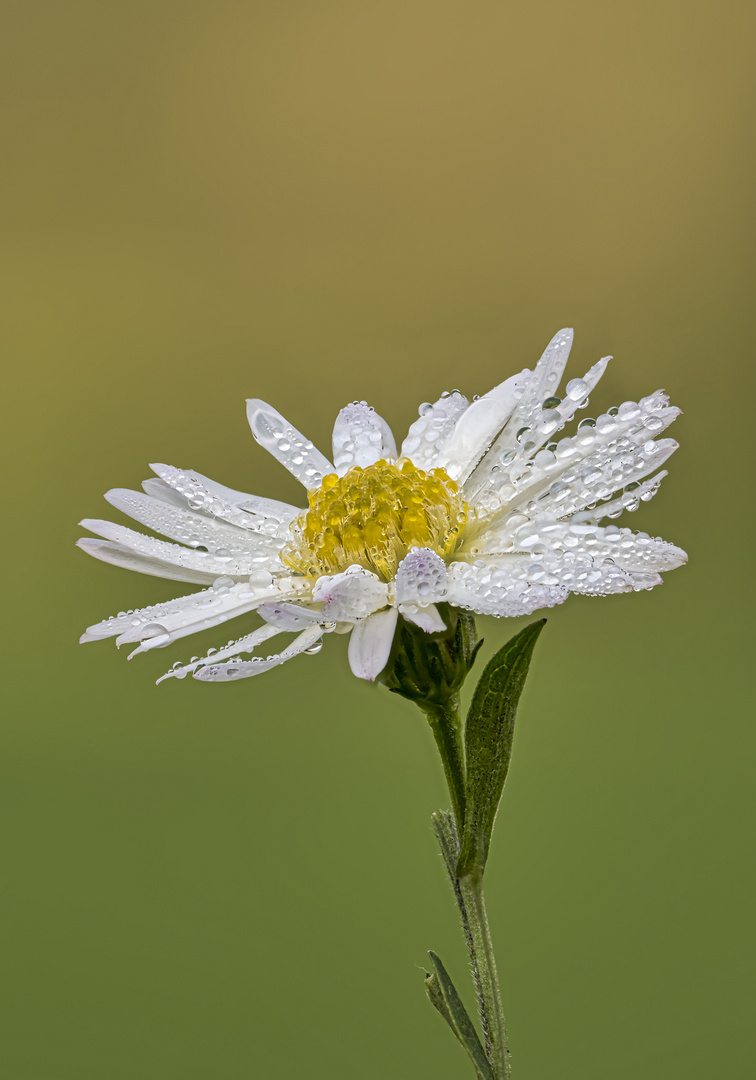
[282,459,467,581]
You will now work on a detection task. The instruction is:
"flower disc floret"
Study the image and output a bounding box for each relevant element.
[282,458,467,581]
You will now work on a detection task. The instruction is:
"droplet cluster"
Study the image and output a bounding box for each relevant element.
[107,489,284,564]
[150,464,295,534]
[447,562,567,616]
[467,390,679,528]
[247,402,332,489]
[332,401,395,472]
[395,547,449,605]
[401,391,468,469]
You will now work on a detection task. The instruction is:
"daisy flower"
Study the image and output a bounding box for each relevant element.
[78,329,686,684]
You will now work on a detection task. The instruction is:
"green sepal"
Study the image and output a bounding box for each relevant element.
[457,619,546,878]
[425,951,496,1080]
[379,604,482,707]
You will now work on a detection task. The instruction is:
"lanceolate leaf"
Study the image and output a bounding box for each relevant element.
[425,952,495,1080]
[457,620,546,878]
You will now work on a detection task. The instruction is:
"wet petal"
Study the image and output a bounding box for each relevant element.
[194,624,325,682]
[104,489,286,554]
[394,547,449,606]
[80,579,289,648]
[312,567,389,623]
[347,608,398,681]
[434,370,531,482]
[332,402,397,475]
[246,399,333,490]
[158,623,285,682]
[400,391,468,470]
[257,601,325,631]
[446,560,568,616]
[78,520,275,579]
[149,464,300,532]
[399,603,447,633]
[76,537,220,585]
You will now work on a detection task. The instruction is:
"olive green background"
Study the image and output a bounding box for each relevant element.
[3,2,753,1077]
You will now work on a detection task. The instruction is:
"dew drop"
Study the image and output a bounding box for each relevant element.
[566,378,588,400]
[249,568,273,588]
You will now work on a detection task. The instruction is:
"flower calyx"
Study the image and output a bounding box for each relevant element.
[379,604,482,707]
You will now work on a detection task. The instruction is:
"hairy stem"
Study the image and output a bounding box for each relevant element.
[423,692,467,831]
[433,811,510,1078]
[459,872,510,1079]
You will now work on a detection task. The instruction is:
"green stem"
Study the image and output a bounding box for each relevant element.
[459,872,510,1079]
[433,812,510,1079]
[424,696,509,1077]
[423,692,467,830]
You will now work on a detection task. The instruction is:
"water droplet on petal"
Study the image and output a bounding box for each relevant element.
[566,378,588,400]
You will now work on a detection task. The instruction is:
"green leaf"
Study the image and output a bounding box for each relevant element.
[425,952,495,1080]
[457,619,546,878]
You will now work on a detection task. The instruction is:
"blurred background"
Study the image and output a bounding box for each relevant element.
[2,1,754,1077]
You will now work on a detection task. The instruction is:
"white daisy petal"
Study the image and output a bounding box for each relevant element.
[120,587,288,658]
[81,579,288,651]
[246,399,333,490]
[332,402,397,475]
[104,489,286,556]
[158,623,285,683]
[469,386,680,525]
[149,463,300,533]
[400,603,447,633]
[395,547,449,606]
[469,440,678,547]
[531,439,677,521]
[510,434,679,522]
[311,566,389,623]
[141,477,189,508]
[82,585,253,644]
[400,391,469,469]
[470,513,687,572]
[566,567,663,595]
[347,608,399,681]
[79,520,273,579]
[257,601,324,631]
[552,354,611,427]
[194,624,325,682]
[76,537,221,585]
[515,327,575,417]
[464,329,575,496]
[446,561,568,617]
[434,370,531,482]
[593,472,668,520]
